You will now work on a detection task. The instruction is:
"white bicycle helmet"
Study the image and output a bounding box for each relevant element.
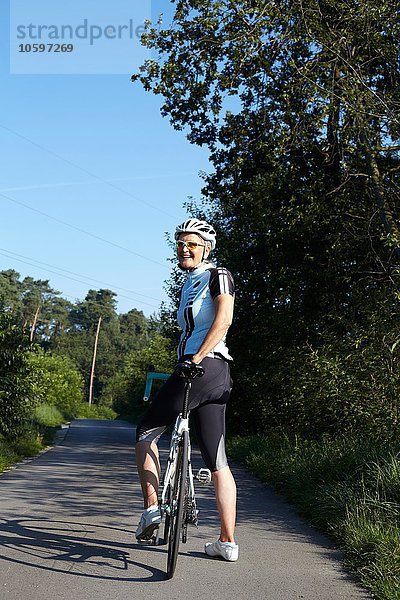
[175,218,217,250]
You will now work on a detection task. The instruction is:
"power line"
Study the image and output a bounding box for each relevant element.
[0,122,178,220]
[0,172,197,194]
[0,250,161,310]
[0,191,169,270]
[0,247,163,302]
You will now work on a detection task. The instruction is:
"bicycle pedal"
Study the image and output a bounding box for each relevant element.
[137,536,157,545]
[195,468,212,484]
[136,523,160,543]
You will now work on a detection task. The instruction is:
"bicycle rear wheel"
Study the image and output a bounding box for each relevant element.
[166,429,189,579]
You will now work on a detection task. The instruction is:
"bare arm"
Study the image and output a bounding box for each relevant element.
[191,294,234,364]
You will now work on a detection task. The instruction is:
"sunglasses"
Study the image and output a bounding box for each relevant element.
[176,240,205,252]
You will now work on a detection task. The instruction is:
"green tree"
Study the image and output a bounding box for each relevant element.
[53,289,156,404]
[133,0,400,435]
[0,300,36,439]
[0,270,71,345]
[111,333,175,418]
[118,308,152,353]
[20,276,65,342]
[70,289,118,331]
[0,270,23,311]
[54,289,120,400]
[28,351,84,418]
[45,296,74,345]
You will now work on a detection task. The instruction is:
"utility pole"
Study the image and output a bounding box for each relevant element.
[88,315,102,406]
[30,305,40,342]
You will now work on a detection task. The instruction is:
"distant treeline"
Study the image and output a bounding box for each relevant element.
[0,270,175,439]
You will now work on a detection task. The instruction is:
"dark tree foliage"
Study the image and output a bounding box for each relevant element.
[0,299,35,439]
[133,0,400,436]
[0,270,70,344]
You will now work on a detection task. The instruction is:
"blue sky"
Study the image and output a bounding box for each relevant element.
[0,1,212,317]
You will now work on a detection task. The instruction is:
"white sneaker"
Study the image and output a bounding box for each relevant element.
[135,506,161,541]
[205,539,239,562]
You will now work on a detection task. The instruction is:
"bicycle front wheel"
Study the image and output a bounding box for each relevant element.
[166,429,189,579]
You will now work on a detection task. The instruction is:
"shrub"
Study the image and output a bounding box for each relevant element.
[34,403,65,428]
[75,403,117,420]
[28,351,84,417]
[279,330,400,437]
[108,333,175,418]
[0,303,37,439]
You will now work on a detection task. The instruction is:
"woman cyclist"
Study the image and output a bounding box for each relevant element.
[135,218,238,562]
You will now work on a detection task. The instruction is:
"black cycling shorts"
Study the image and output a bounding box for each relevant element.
[135,357,232,472]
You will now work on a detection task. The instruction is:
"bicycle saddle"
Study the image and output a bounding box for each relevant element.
[174,360,205,379]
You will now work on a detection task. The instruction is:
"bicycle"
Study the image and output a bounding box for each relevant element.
[151,361,212,579]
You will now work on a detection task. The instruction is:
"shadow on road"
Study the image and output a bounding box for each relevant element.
[0,420,370,597]
[0,517,167,582]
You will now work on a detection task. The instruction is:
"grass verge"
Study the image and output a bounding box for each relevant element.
[0,404,64,474]
[75,403,117,420]
[227,432,400,600]
[0,402,117,474]
[0,434,45,473]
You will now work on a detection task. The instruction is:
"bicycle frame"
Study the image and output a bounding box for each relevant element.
[160,411,197,527]
[150,367,211,577]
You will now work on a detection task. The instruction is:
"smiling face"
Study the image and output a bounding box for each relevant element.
[177,233,210,270]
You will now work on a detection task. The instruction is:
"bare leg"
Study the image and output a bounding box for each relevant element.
[212,466,237,543]
[135,440,160,509]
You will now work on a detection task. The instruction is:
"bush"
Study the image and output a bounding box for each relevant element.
[34,403,65,428]
[279,329,400,437]
[0,304,37,439]
[231,294,400,439]
[108,333,175,418]
[10,433,44,457]
[28,351,84,417]
[75,403,117,420]
[0,436,20,471]
[0,431,46,474]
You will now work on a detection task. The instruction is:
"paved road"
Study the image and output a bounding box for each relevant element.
[0,420,371,600]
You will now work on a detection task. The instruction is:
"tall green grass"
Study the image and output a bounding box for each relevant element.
[34,403,65,427]
[227,433,400,600]
[0,402,116,474]
[0,403,63,473]
[0,438,20,472]
[75,403,117,420]
[0,434,44,472]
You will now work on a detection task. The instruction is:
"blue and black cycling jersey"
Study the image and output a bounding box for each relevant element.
[136,261,235,472]
[177,262,235,361]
